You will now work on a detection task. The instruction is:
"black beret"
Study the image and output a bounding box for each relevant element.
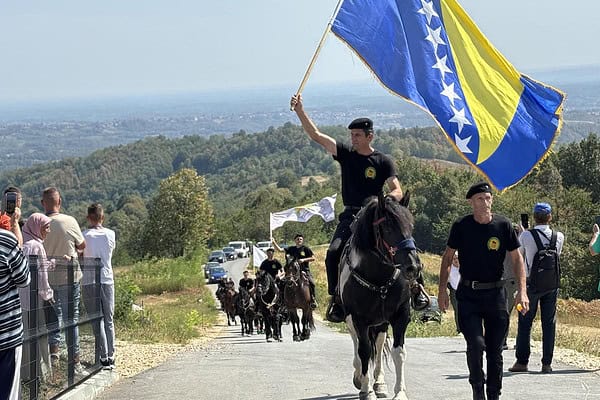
[466,181,492,199]
[348,117,373,131]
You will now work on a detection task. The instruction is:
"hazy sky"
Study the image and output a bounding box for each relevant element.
[1,0,598,101]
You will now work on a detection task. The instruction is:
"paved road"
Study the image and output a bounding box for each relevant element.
[95,257,600,399]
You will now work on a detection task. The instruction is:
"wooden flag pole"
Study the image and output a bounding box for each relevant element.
[291,0,345,111]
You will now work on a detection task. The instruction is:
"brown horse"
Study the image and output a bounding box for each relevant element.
[283,257,315,341]
[219,282,237,326]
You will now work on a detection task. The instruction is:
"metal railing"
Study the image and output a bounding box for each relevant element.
[21,256,105,400]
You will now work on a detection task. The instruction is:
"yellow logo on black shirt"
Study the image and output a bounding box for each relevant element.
[487,237,500,251]
[365,167,376,179]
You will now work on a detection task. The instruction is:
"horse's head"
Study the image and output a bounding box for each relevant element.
[255,270,273,297]
[354,191,421,280]
[284,255,300,278]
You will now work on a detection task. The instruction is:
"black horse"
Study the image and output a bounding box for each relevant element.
[235,287,255,336]
[339,192,421,400]
[255,271,283,342]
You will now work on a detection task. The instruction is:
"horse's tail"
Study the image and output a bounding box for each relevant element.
[307,310,316,331]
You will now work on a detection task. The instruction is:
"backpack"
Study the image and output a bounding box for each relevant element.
[528,229,560,293]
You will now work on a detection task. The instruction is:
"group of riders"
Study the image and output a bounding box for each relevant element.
[215,234,317,342]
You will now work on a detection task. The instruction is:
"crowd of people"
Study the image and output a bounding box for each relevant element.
[0,186,116,400]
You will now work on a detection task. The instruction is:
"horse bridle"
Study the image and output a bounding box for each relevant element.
[372,213,417,271]
[257,275,279,311]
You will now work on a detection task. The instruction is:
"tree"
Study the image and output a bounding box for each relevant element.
[141,169,214,258]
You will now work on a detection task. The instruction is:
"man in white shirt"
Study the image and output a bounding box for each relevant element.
[509,202,564,374]
[81,204,116,370]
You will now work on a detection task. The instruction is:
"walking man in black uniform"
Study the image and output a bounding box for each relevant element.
[290,94,429,323]
[273,234,317,309]
[438,182,529,400]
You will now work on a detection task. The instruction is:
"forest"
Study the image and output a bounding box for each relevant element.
[1,124,599,300]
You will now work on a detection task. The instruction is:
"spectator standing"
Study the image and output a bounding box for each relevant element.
[438,182,528,400]
[509,202,564,374]
[0,186,24,247]
[0,223,30,400]
[20,213,55,380]
[590,223,599,256]
[41,187,86,374]
[81,204,116,370]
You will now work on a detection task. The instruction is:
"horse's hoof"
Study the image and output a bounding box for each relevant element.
[293,335,299,341]
[359,390,376,400]
[266,338,273,343]
[373,383,389,398]
[353,375,362,390]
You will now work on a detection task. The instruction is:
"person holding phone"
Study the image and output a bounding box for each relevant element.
[0,186,23,247]
[589,217,600,256]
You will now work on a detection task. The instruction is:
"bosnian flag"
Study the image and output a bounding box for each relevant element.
[269,194,337,233]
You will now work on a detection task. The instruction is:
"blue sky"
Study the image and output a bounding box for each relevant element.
[1,0,598,101]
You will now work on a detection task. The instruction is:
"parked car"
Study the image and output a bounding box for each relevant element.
[208,250,225,264]
[203,261,220,278]
[222,246,236,261]
[228,241,249,258]
[256,241,271,252]
[207,266,228,284]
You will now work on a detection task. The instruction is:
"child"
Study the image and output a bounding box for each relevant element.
[81,204,116,369]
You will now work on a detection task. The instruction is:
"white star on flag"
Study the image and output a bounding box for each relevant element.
[440,81,461,106]
[425,25,445,54]
[454,134,473,154]
[449,105,472,134]
[432,55,452,80]
[417,0,439,24]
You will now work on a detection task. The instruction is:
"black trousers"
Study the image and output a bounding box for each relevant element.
[325,210,355,296]
[457,291,508,395]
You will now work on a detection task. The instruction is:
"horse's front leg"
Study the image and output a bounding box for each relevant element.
[347,315,376,400]
[390,305,411,400]
[372,328,389,398]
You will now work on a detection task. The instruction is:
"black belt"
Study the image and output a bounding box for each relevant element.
[344,206,362,212]
[460,279,506,290]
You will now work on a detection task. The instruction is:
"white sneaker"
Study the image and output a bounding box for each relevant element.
[74,362,90,377]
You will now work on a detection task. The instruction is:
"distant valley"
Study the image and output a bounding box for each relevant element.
[0,65,598,172]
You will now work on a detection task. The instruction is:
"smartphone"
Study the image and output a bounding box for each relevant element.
[520,213,529,229]
[4,192,18,215]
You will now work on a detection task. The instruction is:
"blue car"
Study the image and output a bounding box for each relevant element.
[208,266,228,284]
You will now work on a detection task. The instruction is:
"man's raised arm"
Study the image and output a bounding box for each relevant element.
[291,94,337,156]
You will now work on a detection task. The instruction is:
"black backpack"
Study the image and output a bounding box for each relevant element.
[528,229,560,293]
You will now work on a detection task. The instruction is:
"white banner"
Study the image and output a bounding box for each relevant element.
[252,246,267,269]
[269,194,337,233]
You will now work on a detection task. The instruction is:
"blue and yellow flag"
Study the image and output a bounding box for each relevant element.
[331,0,565,191]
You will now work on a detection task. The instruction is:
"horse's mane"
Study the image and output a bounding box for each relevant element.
[352,196,414,252]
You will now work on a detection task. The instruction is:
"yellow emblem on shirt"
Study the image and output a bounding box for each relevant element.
[487,237,500,251]
[365,167,376,179]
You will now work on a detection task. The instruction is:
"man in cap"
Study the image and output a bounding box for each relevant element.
[438,181,529,400]
[509,202,564,374]
[290,94,429,323]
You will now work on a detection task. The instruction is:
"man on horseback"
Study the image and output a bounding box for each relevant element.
[438,182,529,400]
[291,94,430,323]
[272,234,317,310]
[238,270,254,293]
[259,248,283,280]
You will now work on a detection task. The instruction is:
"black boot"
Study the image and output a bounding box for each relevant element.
[325,296,345,323]
[472,385,486,400]
[411,283,430,311]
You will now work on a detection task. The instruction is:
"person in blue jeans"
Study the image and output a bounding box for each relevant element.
[509,202,565,374]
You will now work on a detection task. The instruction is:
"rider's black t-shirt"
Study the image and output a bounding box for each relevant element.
[238,278,254,292]
[259,259,283,279]
[333,142,396,207]
[285,245,313,272]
